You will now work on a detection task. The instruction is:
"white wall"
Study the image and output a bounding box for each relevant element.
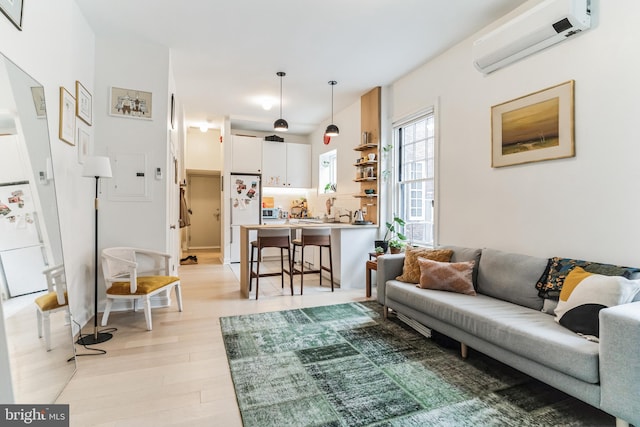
[95,37,170,254]
[186,127,222,171]
[0,0,96,328]
[390,0,640,265]
[307,99,362,219]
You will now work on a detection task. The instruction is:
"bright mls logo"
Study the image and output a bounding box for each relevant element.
[1,405,69,426]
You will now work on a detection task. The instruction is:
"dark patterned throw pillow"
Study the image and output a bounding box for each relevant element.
[535,257,640,300]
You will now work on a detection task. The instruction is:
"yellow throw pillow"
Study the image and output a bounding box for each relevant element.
[396,247,453,284]
[417,257,476,295]
[555,266,640,337]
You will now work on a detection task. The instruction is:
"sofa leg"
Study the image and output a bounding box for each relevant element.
[615,418,629,427]
[383,305,389,319]
[461,343,468,359]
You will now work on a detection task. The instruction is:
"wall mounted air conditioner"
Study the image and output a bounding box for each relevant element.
[473,0,591,74]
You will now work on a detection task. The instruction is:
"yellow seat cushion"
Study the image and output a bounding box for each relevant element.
[35,292,68,311]
[107,276,179,296]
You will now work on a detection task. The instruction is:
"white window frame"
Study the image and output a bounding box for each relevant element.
[392,107,437,247]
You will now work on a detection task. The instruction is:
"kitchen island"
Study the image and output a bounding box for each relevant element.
[239,222,377,298]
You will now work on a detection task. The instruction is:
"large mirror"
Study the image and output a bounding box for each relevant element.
[0,52,76,403]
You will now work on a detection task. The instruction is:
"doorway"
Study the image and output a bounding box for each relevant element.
[187,172,221,250]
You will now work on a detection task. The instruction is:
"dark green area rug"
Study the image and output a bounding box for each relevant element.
[220,301,614,427]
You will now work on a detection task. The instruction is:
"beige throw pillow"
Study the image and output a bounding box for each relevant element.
[417,257,477,296]
[396,248,453,284]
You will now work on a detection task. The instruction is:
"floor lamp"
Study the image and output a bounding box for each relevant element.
[77,156,113,345]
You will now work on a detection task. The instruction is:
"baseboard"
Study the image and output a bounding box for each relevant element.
[396,312,432,338]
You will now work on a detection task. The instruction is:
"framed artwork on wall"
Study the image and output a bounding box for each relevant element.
[109,86,153,120]
[0,0,23,30]
[491,80,574,168]
[75,81,92,125]
[77,127,90,164]
[59,87,76,146]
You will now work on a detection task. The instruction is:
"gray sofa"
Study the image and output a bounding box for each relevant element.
[376,246,640,426]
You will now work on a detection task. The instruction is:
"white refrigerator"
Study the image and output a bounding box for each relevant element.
[0,182,48,297]
[229,174,261,263]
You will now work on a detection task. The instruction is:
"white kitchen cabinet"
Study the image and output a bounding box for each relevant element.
[286,143,311,188]
[231,135,262,173]
[261,141,287,186]
[262,141,310,188]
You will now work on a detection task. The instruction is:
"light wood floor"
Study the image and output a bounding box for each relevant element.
[57,251,370,426]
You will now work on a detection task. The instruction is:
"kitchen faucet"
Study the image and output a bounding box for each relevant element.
[338,210,353,222]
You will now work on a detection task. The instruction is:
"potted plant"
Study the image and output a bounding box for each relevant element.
[374,246,385,257]
[374,215,406,253]
[388,239,406,254]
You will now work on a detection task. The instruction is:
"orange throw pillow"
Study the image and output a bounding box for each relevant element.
[395,247,453,284]
[417,257,476,296]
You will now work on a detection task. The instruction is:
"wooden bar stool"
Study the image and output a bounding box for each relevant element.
[290,227,334,294]
[249,228,293,300]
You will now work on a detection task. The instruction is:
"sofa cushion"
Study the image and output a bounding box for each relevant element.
[476,248,546,311]
[395,247,453,284]
[535,257,640,300]
[385,280,600,384]
[555,267,640,337]
[417,257,476,295]
[440,246,482,288]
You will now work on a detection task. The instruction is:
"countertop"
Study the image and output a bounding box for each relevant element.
[242,221,378,229]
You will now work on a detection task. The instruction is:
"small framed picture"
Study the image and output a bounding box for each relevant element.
[109,86,152,120]
[0,0,23,31]
[30,86,46,118]
[76,80,92,126]
[59,87,76,146]
[491,80,574,168]
[77,127,90,164]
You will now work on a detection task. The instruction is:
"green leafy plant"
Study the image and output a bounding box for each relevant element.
[383,215,406,242]
[381,144,393,182]
[374,246,385,255]
[388,239,406,250]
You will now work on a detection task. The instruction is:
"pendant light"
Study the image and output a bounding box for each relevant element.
[273,71,288,132]
[325,80,339,137]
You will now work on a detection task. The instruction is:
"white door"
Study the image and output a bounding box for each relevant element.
[188,174,220,249]
[168,152,180,274]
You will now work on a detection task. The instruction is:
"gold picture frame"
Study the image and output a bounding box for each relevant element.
[59,87,76,146]
[75,80,92,125]
[491,80,574,168]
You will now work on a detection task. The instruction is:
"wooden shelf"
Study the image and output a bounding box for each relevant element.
[354,143,378,152]
[356,86,381,226]
[353,160,378,167]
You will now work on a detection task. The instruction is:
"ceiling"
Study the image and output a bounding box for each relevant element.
[75,0,527,135]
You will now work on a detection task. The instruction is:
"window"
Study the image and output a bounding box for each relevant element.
[318,149,337,194]
[394,111,435,246]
